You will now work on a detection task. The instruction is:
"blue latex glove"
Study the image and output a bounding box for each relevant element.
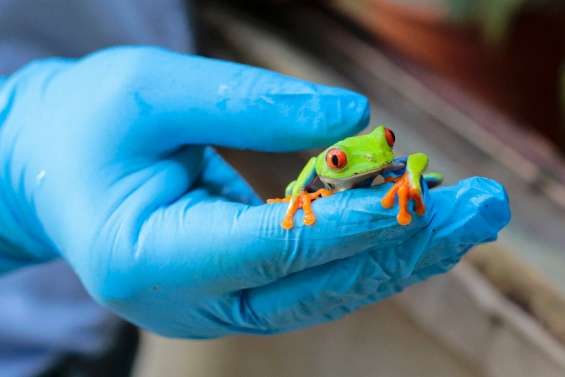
[0,46,510,338]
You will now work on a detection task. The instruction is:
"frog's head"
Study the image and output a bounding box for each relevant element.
[316,125,396,183]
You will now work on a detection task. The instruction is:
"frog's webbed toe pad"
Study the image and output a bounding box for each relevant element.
[282,217,295,230]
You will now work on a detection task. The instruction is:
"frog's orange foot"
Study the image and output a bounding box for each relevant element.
[381,173,425,226]
[278,189,334,230]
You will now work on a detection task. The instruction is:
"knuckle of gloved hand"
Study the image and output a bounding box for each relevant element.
[16,57,73,79]
[3,57,73,99]
[86,45,167,72]
[368,244,417,281]
[85,258,142,308]
[234,292,278,334]
[313,91,369,139]
[89,274,137,308]
[81,46,167,111]
[401,256,462,290]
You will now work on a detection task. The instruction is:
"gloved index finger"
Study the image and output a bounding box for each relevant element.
[108,47,370,152]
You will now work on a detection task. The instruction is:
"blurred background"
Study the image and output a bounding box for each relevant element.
[133,1,565,376]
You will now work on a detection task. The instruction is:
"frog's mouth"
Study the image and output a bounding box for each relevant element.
[318,161,404,191]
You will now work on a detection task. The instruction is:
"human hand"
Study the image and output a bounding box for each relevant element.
[0,46,510,337]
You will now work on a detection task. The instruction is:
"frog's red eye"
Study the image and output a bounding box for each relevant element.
[326,148,347,170]
[384,128,396,147]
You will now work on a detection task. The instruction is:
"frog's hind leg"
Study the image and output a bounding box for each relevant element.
[382,173,424,225]
[381,153,428,225]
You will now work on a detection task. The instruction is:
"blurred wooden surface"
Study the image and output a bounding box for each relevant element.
[134,264,565,377]
[134,295,479,377]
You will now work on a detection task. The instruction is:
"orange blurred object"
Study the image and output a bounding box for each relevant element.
[338,0,565,147]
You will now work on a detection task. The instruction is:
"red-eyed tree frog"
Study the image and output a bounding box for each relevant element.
[268,126,443,229]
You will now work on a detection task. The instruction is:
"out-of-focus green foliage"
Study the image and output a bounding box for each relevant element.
[446,0,556,42]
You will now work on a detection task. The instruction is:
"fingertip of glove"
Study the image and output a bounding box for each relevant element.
[271,82,370,148]
[434,177,511,243]
[461,176,511,232]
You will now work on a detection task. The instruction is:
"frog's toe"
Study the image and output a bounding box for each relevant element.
[397,211,412,225]
[282,217,294,230]
[303,214,316,226]
[411,189,425,216]
[299,192,317,226]
[267,195,291,204]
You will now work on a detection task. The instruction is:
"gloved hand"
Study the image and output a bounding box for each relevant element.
[0,46,510,338]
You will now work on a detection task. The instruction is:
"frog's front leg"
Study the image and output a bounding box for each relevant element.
[381,153,428,225]
[267,158,333,229]
[280,188,333,229]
